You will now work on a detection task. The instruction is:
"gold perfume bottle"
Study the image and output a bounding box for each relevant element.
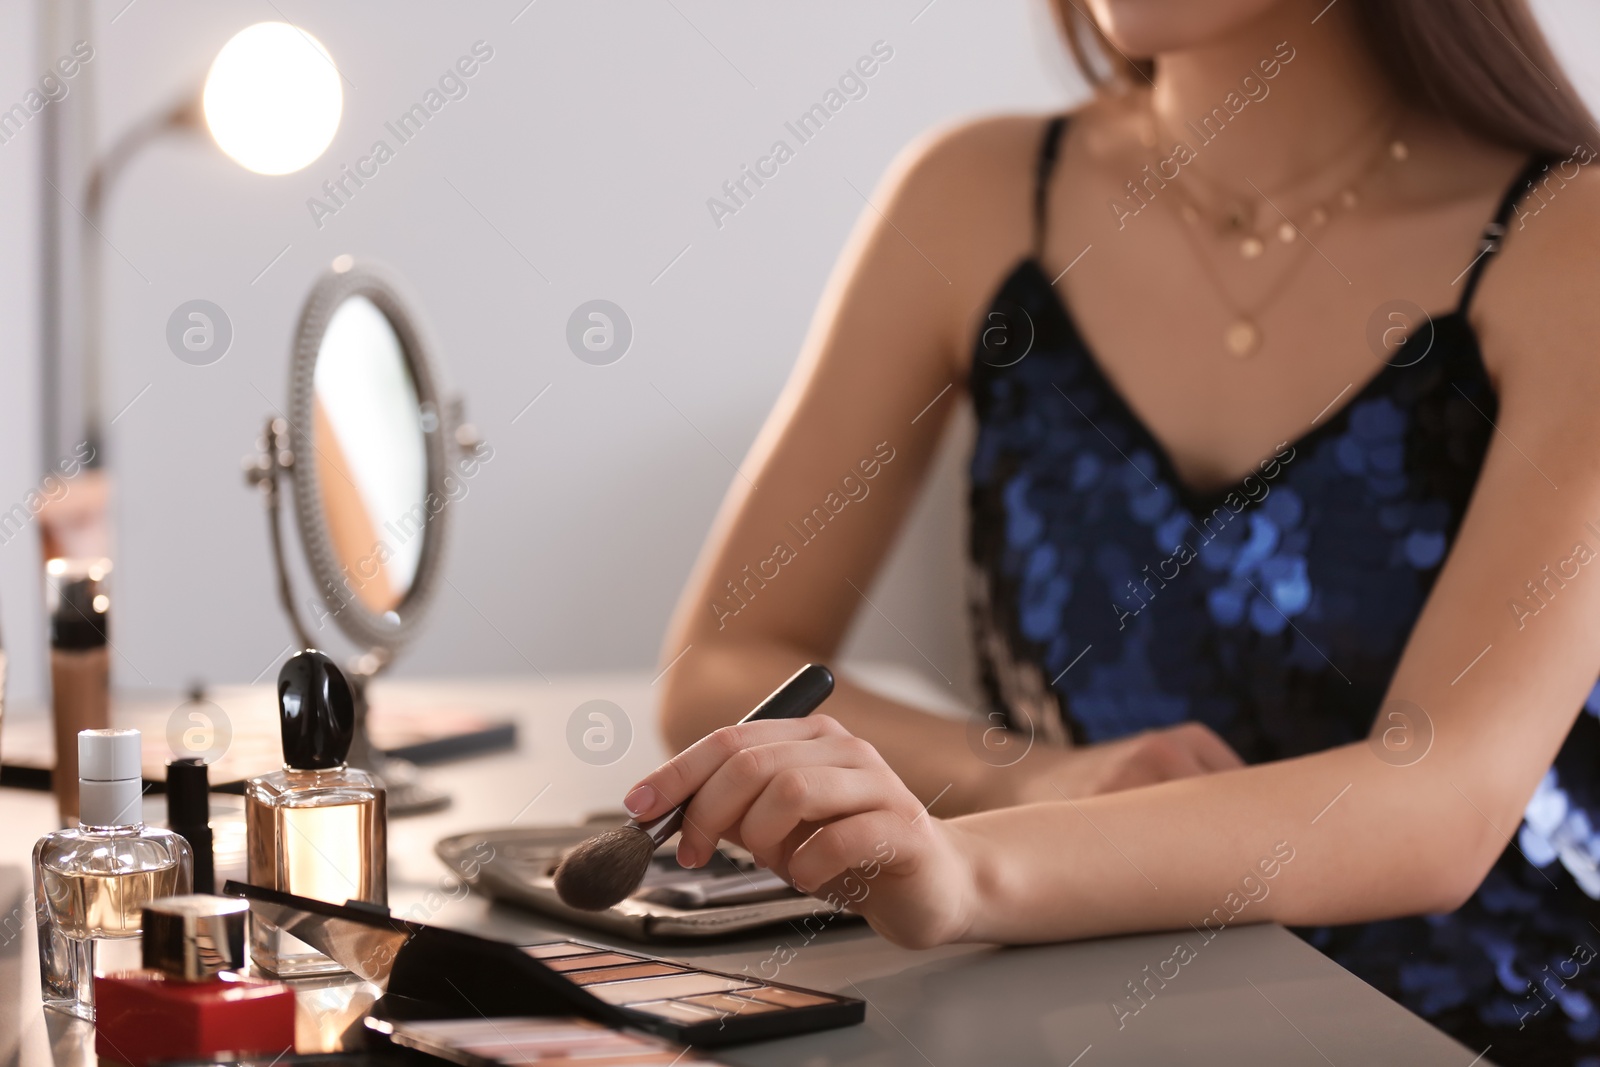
[245,650,386,976]
[32,729,193,1020]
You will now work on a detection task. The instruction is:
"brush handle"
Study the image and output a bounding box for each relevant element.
[737,663,835,724]
[635,663,835,847]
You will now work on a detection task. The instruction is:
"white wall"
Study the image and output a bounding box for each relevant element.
[0,0,43,710]
[1,0,1595,711]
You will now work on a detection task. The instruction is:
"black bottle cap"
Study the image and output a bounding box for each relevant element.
[165,757,210,826]
[277,649,355,770]
[47,569,109,650]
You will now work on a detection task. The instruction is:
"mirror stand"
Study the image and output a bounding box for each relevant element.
[247,416,449,816]
[346,672,446,814]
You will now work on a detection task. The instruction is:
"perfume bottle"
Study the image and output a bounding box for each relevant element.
[32,729,193,1020]
[245,649,386,977]
[94,895,296,1067]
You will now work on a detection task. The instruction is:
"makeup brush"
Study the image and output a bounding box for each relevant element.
[553,663,835,911]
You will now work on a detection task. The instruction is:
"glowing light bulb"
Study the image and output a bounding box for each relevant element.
[202,22,342,176]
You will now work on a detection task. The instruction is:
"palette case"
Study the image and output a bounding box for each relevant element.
[367,1015,716,1066]
[435,818,861,940]
[223,880,864,1048]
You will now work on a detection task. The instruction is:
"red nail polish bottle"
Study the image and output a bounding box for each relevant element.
[94,895,296,1067]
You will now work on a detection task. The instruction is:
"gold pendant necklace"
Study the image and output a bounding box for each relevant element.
[1154,124,1407,358]
[1224,319,1261,358]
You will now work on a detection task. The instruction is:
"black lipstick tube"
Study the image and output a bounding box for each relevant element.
[166,757,215,893]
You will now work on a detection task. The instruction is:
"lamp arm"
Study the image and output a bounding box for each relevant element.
[80,92,202,464]
[83,94,201,220]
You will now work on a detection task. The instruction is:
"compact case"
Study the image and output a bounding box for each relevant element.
[435,817,861,941]
[224,880,864,1048]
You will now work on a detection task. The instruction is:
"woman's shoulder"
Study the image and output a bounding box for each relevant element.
[1474,144,1600,400]
[1493,144,1600,267]
[896,111,1048,179]
[872,101,1118,279]
[880,110,1050,232]
[888,97,1129,199]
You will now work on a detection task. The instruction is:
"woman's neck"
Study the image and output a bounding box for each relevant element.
[1147,3,1402,193]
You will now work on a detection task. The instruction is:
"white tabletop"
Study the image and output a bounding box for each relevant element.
[0,669,1486,1065]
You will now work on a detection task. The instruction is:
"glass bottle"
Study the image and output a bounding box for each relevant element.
[245,649,386,977]
[32,728,193,1020]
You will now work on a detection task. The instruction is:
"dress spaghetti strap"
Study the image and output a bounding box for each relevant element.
[1455,153,1561,314]
[1033,116,1069,256]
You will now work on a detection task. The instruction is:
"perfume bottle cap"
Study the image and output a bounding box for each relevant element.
[79,728,140,780]
[277,649,355,770]
[45,557,111,650]
[142,895,248,980]
[78,729,143,827]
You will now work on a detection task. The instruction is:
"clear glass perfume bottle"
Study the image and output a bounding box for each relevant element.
[245,649,386,977]
[33,729,193,1020]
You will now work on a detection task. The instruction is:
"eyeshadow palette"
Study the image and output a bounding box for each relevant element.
[517,937,859,1041]
[369,1016,715,1066]
[225,881,864,1048]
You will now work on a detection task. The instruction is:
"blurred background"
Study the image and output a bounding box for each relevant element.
[0,0,1595,710]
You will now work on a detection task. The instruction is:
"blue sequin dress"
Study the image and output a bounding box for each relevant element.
[968,117,1597,1064]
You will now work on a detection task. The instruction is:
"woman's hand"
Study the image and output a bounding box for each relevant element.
[991,722,1246,808]
[624,715,982,949]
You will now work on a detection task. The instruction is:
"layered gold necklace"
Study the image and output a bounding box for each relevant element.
[1150,114,1409,357]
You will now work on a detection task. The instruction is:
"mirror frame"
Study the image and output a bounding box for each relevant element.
[287,261,450,657]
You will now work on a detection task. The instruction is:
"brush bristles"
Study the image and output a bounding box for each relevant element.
[552,826,658,911]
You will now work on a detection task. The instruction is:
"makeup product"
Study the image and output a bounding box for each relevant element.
[633,856,792,908]
[32,729,193,1020]
[554,663,835,911]
[166,758,215,894]
[226,881,865,1047]
[435,824,848,941]
[46,557,112,823]
[245,649,387,977]
[94,895,295,1067]
[368,1016,717,1066]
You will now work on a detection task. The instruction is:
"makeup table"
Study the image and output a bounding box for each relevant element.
[1,668,1487,1066]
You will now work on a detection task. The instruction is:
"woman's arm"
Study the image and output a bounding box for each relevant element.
[970,173,1600,927]
[629,170,1600,943]
[657,114,1242,813]
[657,114,1038,813]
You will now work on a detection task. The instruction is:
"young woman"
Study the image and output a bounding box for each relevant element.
[647,0,1600,1059]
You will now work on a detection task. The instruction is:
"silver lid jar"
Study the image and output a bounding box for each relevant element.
[141,895,248,981]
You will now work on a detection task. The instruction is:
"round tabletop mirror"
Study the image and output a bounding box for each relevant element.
[248,257,474,814]
[309,294,429,618]
[289,260,449,654]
